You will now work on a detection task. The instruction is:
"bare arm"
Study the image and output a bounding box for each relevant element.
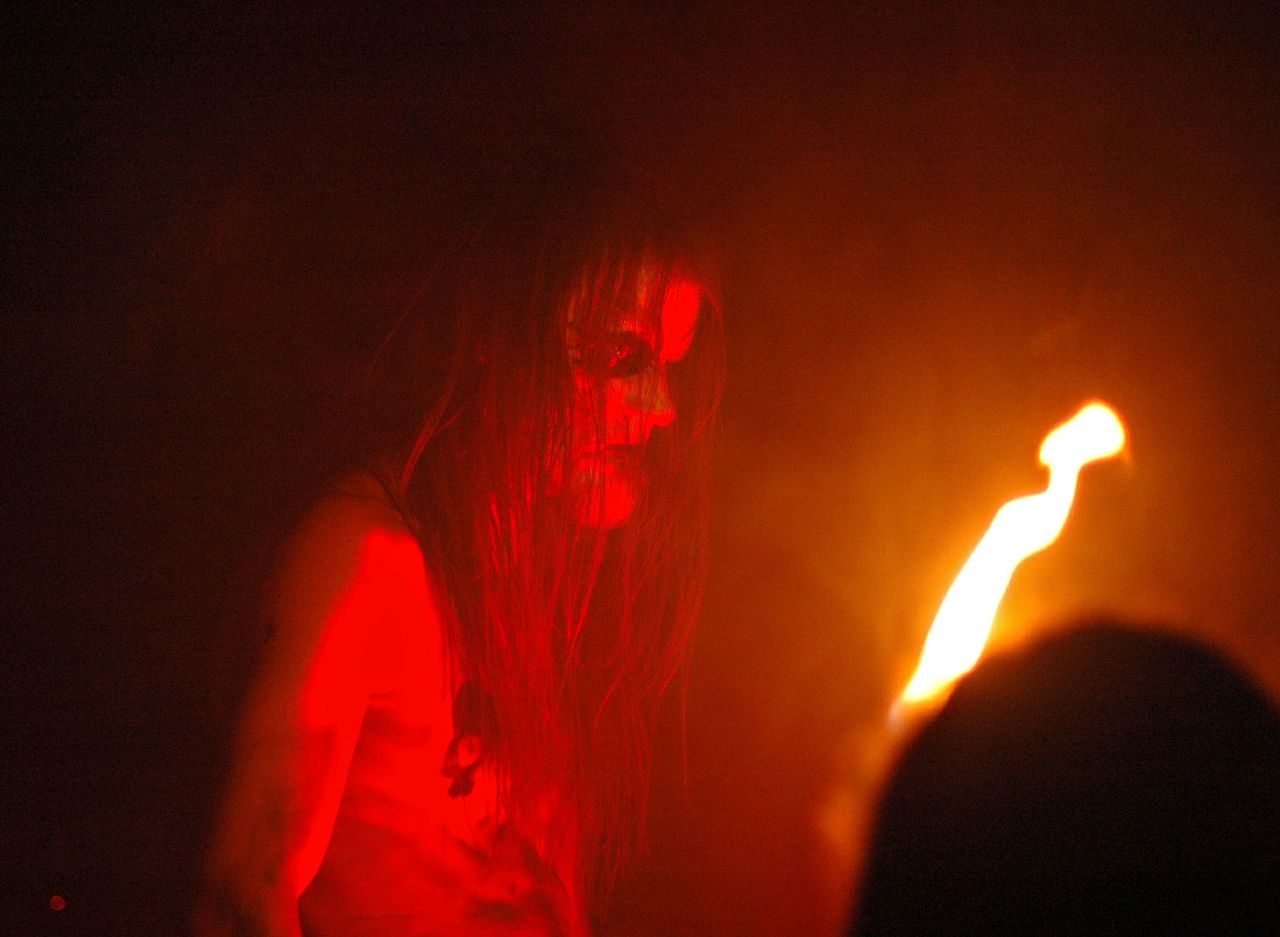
[195,494,433,936]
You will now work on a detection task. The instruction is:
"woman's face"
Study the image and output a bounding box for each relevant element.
[563,274,701,528]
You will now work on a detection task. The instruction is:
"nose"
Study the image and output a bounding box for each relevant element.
[626,370,675,437]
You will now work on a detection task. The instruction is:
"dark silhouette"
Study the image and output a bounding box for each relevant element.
[853,621,1280,935]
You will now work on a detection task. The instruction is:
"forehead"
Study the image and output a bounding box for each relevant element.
[617,269,700,362]
[655,278,700,362]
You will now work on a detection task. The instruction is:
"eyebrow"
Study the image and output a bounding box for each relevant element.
[568,320,656,340]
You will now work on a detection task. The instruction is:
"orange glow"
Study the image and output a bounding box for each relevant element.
[898,402,1126,708]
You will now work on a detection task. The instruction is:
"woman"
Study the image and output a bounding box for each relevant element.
[195,176,723,936]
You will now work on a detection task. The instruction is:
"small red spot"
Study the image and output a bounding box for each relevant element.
[50,895,66,911]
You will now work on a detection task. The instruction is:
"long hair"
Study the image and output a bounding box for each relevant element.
[352,168,723,916]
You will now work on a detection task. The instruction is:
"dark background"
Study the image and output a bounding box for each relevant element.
[5,4,1278,934]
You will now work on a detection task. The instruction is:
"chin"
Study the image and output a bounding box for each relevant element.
[570,473,639,529]
[595,484,638,528]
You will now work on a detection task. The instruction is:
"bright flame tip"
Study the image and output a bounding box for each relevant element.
[896,400,1127,716]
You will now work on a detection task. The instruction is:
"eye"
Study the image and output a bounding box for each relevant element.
[571,330,656,379]
[604,332,655,379]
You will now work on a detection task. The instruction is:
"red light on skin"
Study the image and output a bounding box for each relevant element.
[658,279,700,363]
[565,275,702,528]
[50,895,66,911]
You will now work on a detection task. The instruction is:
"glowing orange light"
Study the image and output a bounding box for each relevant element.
[898,402,1126,710]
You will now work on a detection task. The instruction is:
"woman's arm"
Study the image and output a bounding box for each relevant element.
[194,493,433,936]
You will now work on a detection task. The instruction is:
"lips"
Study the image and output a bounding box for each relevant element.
[565,444,646,527]
[599,443,643,466]
[575,443,644,477]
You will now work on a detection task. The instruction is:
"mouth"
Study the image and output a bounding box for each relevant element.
[578,443,644,473]
[605,442,645,462]
[565,444,646,527]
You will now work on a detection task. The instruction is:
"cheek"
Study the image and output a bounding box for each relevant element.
[562,378,645,528]
[571,376,629,444]
[570,374,595,437]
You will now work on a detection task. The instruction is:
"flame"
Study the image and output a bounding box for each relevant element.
[898,402,1126,708]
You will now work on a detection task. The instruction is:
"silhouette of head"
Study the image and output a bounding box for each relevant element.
[854,621,1280,935]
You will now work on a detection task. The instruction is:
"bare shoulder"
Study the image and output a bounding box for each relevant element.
[284,470,415,565]
[264,471,444,692]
